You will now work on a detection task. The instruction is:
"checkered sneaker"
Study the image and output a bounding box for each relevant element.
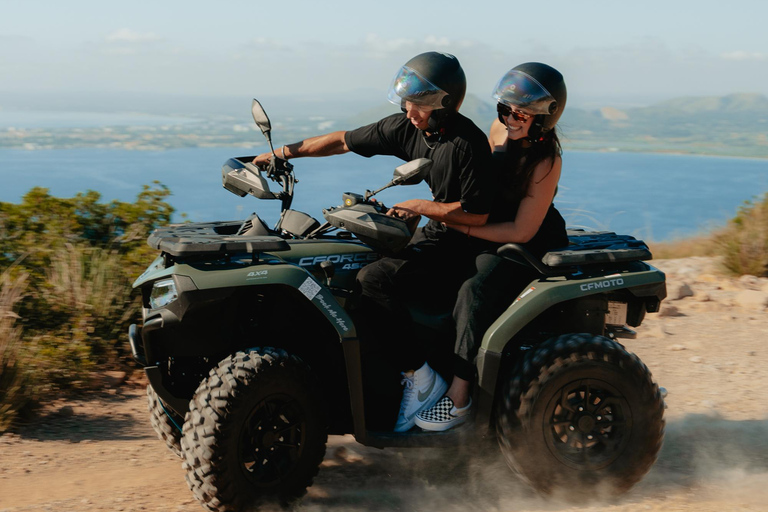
[414,396,472,432]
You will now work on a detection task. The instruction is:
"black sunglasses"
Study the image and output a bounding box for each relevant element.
[497,103,533,122]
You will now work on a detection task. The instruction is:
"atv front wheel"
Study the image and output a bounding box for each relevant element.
[496,334,665,496]
[147,384,183,458]
[180,348,327,511]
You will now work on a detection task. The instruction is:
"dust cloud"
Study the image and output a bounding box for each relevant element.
[301,414,768,512]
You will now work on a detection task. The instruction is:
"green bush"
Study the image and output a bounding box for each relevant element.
[714,194,768,276]
[0,183,174,428]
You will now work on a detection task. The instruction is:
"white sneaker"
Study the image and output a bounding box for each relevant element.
[393,362,448,432]
[415,396,472,432]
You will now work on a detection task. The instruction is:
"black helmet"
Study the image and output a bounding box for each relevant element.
[492,62,566,137]
[387,51,467,130]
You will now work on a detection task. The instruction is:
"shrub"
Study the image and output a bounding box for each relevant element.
[0,183,174,426]
[714,194,768,276]
[0,267,29,433]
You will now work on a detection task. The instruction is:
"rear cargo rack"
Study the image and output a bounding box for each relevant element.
[498,230,653,276]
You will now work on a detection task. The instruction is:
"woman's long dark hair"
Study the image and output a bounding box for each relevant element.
[504,125,562,200]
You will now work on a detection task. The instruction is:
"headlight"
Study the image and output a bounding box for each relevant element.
[149,278,178,309]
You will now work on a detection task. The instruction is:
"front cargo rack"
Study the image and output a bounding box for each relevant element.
[147,222,290,258]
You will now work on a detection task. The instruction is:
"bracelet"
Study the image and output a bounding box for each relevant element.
[281,145,287,159]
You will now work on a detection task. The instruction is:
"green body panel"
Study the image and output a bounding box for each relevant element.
[274,239,378,290]
[133,255,171,288]
[133,252,358,341]
[481,265,665,354]
[134,239,377,290]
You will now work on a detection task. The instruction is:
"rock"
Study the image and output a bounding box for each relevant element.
[659,304,683,317]
[58,406,74,418]
[668,344,687,351]
[90,371,128,389]
[689,356,703,363]
[734,290,768,310]
[697,274,721,284]
[671,282,694,300]
[644,324,668,338]
[738,274,765,290]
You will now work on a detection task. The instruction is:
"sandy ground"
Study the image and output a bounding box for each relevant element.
[1,256,768,512]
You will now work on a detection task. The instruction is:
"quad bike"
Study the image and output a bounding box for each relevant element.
[130,100,667,511]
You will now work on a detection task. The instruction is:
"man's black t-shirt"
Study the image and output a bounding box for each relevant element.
[344,113,494,238]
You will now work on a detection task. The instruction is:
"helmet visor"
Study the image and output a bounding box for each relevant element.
[387,65,449,110]
[492,70,557,116]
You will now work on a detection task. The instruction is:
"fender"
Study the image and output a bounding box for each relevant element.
[472,264,666,427]
[481,265,667,354]
[193,260,356,341]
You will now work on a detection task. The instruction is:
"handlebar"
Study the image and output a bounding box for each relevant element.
[259,155,294,180]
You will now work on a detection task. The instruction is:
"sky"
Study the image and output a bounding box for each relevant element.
[1,0,768,110]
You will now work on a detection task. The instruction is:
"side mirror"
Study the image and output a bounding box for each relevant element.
[392,158,432,186]
[251,99,272,136]
[364,158,432,200]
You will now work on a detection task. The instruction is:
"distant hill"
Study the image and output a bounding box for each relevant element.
[3,91,766,157]
[650,93,768,114]
[341,92,768,158]
[557,93,768,157]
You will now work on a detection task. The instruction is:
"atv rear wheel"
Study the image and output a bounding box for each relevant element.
[496,334,665,496]
[180,348,327,511]
[147,384,183,458]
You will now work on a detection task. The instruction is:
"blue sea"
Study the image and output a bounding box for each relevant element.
[1,147,767,242]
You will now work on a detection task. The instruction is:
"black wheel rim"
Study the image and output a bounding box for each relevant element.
[543,378,632,470]
[239,393,306,487]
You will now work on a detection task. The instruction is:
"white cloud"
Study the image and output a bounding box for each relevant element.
[720,51,768,61]
[363,34,416,53]
[105,28,162,44]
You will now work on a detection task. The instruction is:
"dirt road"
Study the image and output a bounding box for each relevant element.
[2,257,767,512]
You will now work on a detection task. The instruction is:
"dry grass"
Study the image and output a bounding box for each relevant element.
[0,266,29,432]
[647,195,768,277]
[648,235,717,260]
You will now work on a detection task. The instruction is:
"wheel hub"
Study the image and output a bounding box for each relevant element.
[544,378,632,470]
[239,393,306,487]
[576,414,596,433]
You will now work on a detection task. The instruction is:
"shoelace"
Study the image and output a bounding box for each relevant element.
[399,373,415,411]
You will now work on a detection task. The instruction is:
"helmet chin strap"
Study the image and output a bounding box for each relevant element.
[427,109,452,133]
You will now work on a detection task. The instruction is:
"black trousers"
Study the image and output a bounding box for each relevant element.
[353,227,482,429]
[451,252,540,381]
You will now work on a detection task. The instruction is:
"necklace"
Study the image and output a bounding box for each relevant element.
[422,132,439,150]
